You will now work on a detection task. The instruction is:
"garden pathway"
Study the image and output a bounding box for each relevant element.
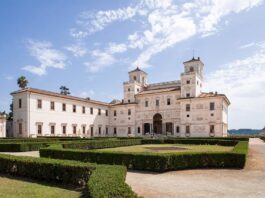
[126,138,265,198]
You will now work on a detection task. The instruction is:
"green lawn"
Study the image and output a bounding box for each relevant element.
[0,175,81,198]
[95,144,234,154]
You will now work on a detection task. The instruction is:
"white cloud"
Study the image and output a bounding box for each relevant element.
[65,44,87,57]
[131,0,263,67]
[240,42,256,49]
[84,50,116,73]
[107,43,127,54]
[205,43,265,128]
[80,90,95,98]
[239,41,265,49]
[22,40,67,76]
[73,0,263,71]
[197,0,263,36]
[131,10,197,68]
[4,76,14,81]
[69,29,88,39]
[74,5,140,36]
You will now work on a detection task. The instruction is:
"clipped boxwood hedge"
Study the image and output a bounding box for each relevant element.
[0,142,49,152]
[0,154,94,186]
[86,164,137,198]
[63,139,142,150]
[40,140,249,172]
[142,138,239,146]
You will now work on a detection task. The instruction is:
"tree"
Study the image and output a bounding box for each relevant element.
[7,102,13,121]
[60,86,70,95]
[17,76,28,89]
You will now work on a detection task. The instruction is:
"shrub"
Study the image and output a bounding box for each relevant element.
[0,154,94,186]
[0,142,49,152]
[86,164,137,198]
[63,139,142,150]
[40,140,249,172]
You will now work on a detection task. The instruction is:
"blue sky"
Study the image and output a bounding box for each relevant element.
[0,0,265,129]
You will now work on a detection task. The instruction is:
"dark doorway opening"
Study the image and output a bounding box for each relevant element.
[153,113,162,134]
[144,123,150,134]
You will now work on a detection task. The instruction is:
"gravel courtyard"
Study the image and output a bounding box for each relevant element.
[126,138,265,198]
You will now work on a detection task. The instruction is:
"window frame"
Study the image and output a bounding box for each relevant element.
[50,101,55,110]
[62,103,66,112]
[210,102,215,111]
[37,99,42,109]
[19,99,22,108]
[50,125,55,135]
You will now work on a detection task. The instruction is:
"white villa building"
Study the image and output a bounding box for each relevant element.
[11,57,230,138]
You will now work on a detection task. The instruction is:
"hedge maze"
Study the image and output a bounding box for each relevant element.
[0,137,249,197]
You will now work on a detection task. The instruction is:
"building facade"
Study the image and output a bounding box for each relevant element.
[0,114,6,138]
[11,57,230,138]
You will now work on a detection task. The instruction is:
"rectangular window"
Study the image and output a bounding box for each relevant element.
[145,101,148,107]
[138,127,141,133]
[37,124,42,135]
[186,104,191,111]
[51,125,55,135]
[90,107,93,114]
[106,127,108,135]
[186,126,190,134]
[156,99,159,106]
[128,127,131,134]
[210,102,215,110]
[82,106,86,114]
[98,126,101,135]
[114,127,117,135]
[18,123,22,134]
[37,99,42,109]
[114,110,117,117]
[90,126,94,137]
[128,99,130,103]
[186,93,190,97]
[50,101,55,110]
[82,126,86,134]
[187,80,190,84]
[166,123,173,133]
[19,99,22,108]
[176,126,180,133]
[167,98,171,105]
[62,125,66,135]
[73,105,76,113]
[105,110,108,116]
[128,109,131,115]
[210,125,215,133]
[98,108,101,115]
[62,103,66,111]
[73,125,77,134]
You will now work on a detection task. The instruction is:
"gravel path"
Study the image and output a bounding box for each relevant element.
[0,151,39,157]
[126,138,265,198]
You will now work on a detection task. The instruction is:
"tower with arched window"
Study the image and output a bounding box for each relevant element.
[123,67,147,103]
[180,57,204,98]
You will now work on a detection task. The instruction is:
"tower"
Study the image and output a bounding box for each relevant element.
[181,57,204,98]
[123,67,147,103]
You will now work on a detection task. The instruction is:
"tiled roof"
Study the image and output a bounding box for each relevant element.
[178,92,231,105]
[128,67,147,74]
[11,88,110,106]
[183,57,201,64]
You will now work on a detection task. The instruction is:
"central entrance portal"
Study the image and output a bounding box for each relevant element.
[153,113,162,134]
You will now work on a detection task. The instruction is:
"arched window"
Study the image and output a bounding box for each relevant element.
[190,67,194,72]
